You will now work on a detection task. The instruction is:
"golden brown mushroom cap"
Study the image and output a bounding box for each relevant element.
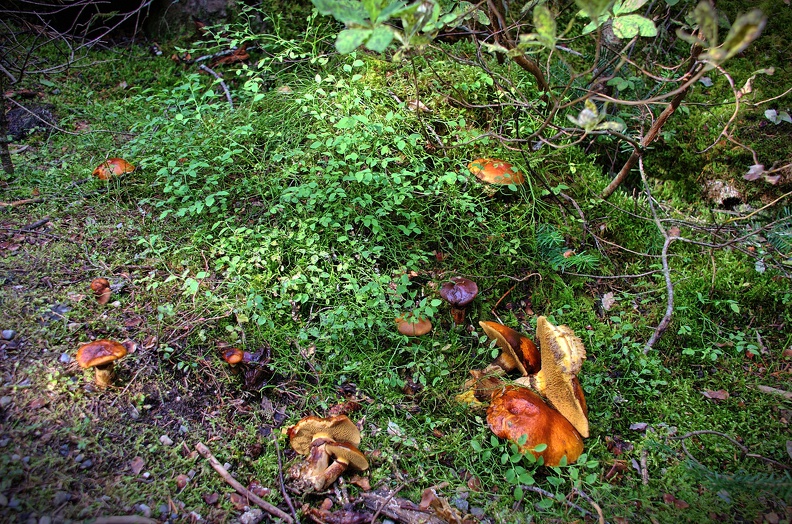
[468,158,525,185]
[287,415,361,455]
[222,347,245,365]
[92,158,135,180]
[487,385,583,467]
[527,316,589,437]
[75,339,128,368]
[324,441,369,471]
[395,315,432,337]
[479,321,540,376]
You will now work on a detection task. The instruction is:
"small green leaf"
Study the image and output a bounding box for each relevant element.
[612,14,657,38]
[715,9,766,62]
[311,0,368,25]
[335,116,358,129]
[513,484,524,501]
[694,1,719,47]
[365,25,395,52]
[533,5,557,48]
[533,443,548,452]
[614,0,648,15]
[575,0,614,22]
[335,28,373,54]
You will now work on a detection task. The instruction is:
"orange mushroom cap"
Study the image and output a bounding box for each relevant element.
[487,385,583,467]
[479,321,540,376]
[92,158,135,180]
[395,315,433,336]
[76,339,128,369]
[468,158,525,185]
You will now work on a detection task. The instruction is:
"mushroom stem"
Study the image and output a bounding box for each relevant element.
[318,459,349,490]
[94,363,114,388]
[450,307,466,325]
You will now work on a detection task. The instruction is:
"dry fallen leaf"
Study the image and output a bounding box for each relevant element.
[349,474,371,491]
[601,292,615,311]
[202,492,219,505]
[701,389,729,401]
[662,493,689,510]
[130,456,145,475]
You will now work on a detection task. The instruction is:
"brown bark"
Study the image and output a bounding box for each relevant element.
[0,75,14,177]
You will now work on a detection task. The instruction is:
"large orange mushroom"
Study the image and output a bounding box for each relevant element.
[487,385,583,466]
[75,339,128,387]
[92,158,135,180]
[468,158,525,185]
[479,321,540,376]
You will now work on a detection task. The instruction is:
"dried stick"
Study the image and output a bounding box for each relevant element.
[640,448,649,486]
[0,197,44,208]
[195,442,294,523]
[573,487,605,524]
[21,217,50,231]
[639,158,675,354]
[754,385,792,401]
[198,65,234,110]
[272,433,299,523]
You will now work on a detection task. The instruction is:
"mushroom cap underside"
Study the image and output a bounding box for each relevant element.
[287,415,361,455]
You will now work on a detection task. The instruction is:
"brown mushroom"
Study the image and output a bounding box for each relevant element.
[89,278,112,305]
[75,339,128,387]
[395,314,432,336]
[479,321,540,376]
[519,316,589,437]
[287,415,361,454]
[440,277,479,325]
[319,441,369,489]
[487,385,583,466]
[468,158,525,185]
[462,364,507,402]
[92,158,135,180]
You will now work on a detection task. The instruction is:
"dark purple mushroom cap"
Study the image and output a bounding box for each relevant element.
[439,277,479,308]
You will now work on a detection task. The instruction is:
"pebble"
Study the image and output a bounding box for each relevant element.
[158,504,169,516]
[8,498,20,509]
[39,516,52,524]
[223,462,232,471]
[470,507,486,519]
[0,396,12,408]
[238,509,264,524]
[52,492,71,506]
[74,454,84,463]
[11,454,20,462]
[187,469,196,479]
[1,330,15,340]
[142,472,151,479]
[0,438,9,447]
[159,435,173,446]
[59,353,72,364]
[179,425,188,434]
[136,504,151,518]
[79,459,93,470]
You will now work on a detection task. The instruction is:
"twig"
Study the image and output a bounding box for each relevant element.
[572,487,605,524]
[21,216,50,231]
[93,517,158,524]
[640,448,649,486]
[369,483,404,524]
[0,197,44,208]
[198,65,234,110]
[523,485,602,522]
[272,433,299,523]
[668,430,792,471]
[196,442,293,523]
[754,385,792,401]
[639,158,675,354]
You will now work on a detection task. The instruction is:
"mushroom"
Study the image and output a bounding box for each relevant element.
[75,339,128,387]
[89,278,112,305]
[487,385,583,466]
[462,364,506,402]
[319,441,369,489]
[468,158,525,185]
[395,314,432,337]
[286,415,363,491]
[517,316,589,437]
[92,158,135,180]
[479,321,540,376]
[440,277,479,325]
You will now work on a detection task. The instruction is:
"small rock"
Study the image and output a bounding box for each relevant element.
[0,396,12,408]
[110,300,122,308]
[187,469,196,479]
[17,378,31,387]
[11,454,20,462]
[136,504,152,518]
[74,454,84,463]
[179,425,188,434]
[223,462,232,471]
[79,459,93,470]
[22,456,29,464]
[158,505,169,516]
[142,472,151,479]
[1,330,15,340]
[52,492,71,506]
[59,353,72,364]
[129,406,140,420]
[39,516,52,524]
[470,507,486,519]
[8,497,21,509]
[0,438,9,447]
[160,435,173,446]
[452,497,469,512]
[238,509,264,524]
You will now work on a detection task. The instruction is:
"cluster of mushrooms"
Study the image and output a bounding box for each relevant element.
[75,277,128,387]
[459,316,589,467]
[285,415,369,492]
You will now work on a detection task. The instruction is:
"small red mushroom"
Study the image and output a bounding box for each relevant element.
[90,278,112,305]
[440,277,478,325]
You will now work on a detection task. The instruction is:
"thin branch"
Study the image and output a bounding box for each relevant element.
[195,442,294,523]
[668,430,792,471]
[272,433,299,523]
[198,65,234,109]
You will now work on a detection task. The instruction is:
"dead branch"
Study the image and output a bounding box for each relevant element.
[21,216,50,230]
[0,197,44,208]
[572,487,606,524]
[198,65,234,110]
[272,433,299,523]
[639,158,675,354]
[361,488,445,524]
[195,442,294,523]
[754,385,792,401]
